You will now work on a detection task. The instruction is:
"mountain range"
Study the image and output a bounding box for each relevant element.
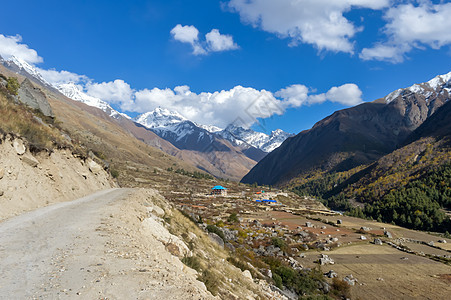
[0,55,292,180]
[242,71,451,186]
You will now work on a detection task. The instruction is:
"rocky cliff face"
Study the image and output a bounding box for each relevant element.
[242,72,451,186]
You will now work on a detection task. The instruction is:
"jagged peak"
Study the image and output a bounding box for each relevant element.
[384,71,451,104]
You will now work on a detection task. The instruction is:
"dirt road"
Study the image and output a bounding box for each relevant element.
[0,189,130,299]
[0,188,214,300]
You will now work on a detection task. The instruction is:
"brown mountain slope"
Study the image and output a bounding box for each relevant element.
[1,63,257,181]
[242,74,449,186]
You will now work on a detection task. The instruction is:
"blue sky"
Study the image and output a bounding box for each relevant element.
[0,0,450,134]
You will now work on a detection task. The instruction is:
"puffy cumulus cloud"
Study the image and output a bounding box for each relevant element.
[360,1,451,63]
[170,24,206,55]
[170,25,239,55]
[86,80,134,104]
[206,29,239,52]
[325,83,362,106]
[274,85,309,107]
[38,68,89,86]
[129,85,279,127]
[121,83,362,128]
[0,34,43,64]
[226,0,389,53]
[276,83,362,107]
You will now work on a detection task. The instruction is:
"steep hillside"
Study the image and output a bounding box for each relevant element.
[0,74,114,220]
[291,100,451,232]
[242,72,450,186]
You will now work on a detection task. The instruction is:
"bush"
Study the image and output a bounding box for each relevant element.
[7,77,20,95]
[272,237,286,250]
[198,269,219,295]
[206,224,225,241]
[110,169,119,178]
[273,273,283,289]
[181,256,201,272]
[331,277,351,298]
[227,212,239,223]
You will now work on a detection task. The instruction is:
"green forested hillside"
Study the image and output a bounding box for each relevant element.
[290,137,451,233]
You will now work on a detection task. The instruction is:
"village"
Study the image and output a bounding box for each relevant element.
[159,177,451,299]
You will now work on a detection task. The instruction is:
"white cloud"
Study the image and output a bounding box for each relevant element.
[38,68,89,86]
[226,0,390,53]
[170,24,206,55]
[325,83,362,106]
[276,83,362,107]
[360,1,451,63]
[86,80,134,104]
[120,83,362,128]
[170,25,238,55]
[206,29,239,52]
[0,34,43,64]
[274,84,309,107]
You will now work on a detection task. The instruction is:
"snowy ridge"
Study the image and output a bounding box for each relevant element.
[134,108,293,153]
[384,71,451,104]
[56,82,129,119]
[134,107,187,129]
[220,125,293,153]
[3,55,51,87]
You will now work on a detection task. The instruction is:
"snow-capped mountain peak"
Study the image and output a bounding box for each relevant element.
[3,55,51,87]
[134,107,187,129]
[384,71,451,104]
[56,82,128,119]
[196,123,223,133]
[219,124,293,153]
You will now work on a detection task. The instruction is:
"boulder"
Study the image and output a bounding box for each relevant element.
[438,240,447,244]
[242,270,253,281]
[344,275,356,286]
[165,243,181,257]
[360,235,367,240]
[319,254,334,265]
[305,222,313,228]
[21,154,39,167]
[384,231,392,238]
[208,232,224,248]
[337,219,342,225]
[18,78,54,117]
[325,270,337,278]
[147,205,165,217]
[13,139,26,155]
[373,238,383,245]
[88,159,103,175]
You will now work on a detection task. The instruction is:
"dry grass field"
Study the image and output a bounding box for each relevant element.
[302,244,451,299]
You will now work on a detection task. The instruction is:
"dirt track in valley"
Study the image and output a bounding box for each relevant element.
[0,188,214,300]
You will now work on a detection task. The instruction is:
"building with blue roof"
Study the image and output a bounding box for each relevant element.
[211,185,227,196]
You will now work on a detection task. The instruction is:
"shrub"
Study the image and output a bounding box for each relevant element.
[227,212,239,223]
[110,169,119,178]
[273,273,283,289]
[331,277,351,298]
[6,77,20,95]
[198,269,219,295]
[206,224,225,241]
[272,237,286,250]
[181,256,201,272]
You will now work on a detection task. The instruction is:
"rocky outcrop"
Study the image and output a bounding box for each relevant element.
[18,79,54,118]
